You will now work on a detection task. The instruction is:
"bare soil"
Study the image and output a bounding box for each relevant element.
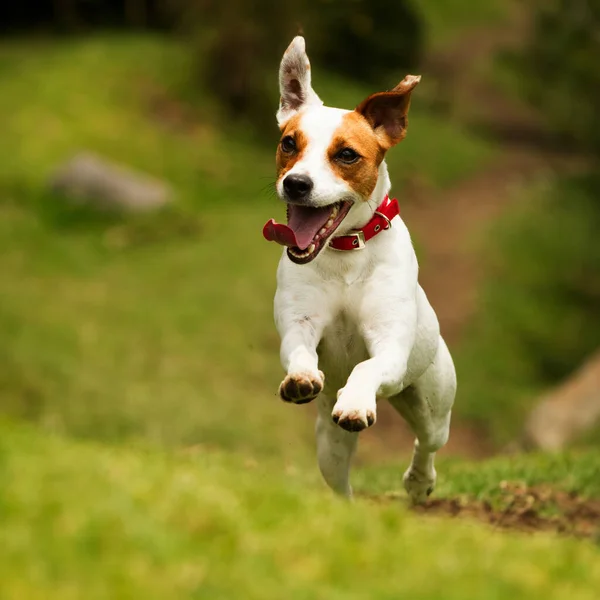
[403,146,584,347]
[368,482,600,539]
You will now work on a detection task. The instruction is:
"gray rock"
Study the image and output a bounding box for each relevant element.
[49,152,172,212]
[523,350,600,450]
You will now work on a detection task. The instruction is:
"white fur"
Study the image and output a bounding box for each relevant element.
[273,38,456,503]
[277,36,323,125]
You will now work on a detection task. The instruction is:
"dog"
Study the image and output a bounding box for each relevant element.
[263,37,456,503]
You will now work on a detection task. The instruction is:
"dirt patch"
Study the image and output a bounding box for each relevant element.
[402,147,586,347]
[362,9,590,461]
[405,4,588,348]
[374,482,600,539]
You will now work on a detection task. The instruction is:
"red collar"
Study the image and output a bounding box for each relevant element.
[328,195,399,251]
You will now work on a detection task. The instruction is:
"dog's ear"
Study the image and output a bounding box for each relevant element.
[356,75,421,149]
[277,36,323,126]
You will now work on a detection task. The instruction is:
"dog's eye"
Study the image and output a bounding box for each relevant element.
[281,136,296,153]
[336,148,360,164]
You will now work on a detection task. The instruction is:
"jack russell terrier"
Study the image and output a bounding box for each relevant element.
[263,36,456,503]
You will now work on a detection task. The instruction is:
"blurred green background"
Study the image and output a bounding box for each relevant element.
[1,0,599,597]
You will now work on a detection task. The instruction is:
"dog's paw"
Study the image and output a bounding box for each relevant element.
[331,390,376,432]
[403,466,437,505]
[279,371,324,404]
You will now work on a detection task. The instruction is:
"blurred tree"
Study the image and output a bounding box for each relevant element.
[168,0,423,133]
[169,0,304,132]
[307,0,423,84]
[519,0,600,156]
[0,1,170,33]
[457,0,600,444]
[0,0,423,133]
[124,0,148,27]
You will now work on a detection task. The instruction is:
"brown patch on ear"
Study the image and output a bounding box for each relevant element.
[328,112,385,200]
[276,113,308,180]
[283,79,304,111]
[356,74,421,149]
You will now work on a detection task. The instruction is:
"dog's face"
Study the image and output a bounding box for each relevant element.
[274,36,420,264]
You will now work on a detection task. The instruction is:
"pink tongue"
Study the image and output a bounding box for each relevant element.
[263,204,333,250]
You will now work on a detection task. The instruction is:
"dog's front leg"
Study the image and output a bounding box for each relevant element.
[275,280,331,404]
[332,298,417,432]
[278,323,325,404]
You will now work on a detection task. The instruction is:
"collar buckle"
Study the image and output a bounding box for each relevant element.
[330,230,365,251]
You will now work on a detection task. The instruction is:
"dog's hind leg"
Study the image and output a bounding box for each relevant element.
[316,393,359,498]
[389,336,456,504]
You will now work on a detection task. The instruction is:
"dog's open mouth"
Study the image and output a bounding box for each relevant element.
[263,201,353,264]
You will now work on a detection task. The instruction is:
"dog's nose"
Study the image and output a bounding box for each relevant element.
[283,174,313,201]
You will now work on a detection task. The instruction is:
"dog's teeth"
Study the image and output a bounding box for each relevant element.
[319,228,326,235]
[291,248,309,258]
[308,244,315,253]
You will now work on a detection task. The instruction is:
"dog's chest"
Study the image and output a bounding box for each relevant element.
[318,309,369,394]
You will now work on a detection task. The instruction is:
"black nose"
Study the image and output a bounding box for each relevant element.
[283,174,313,201]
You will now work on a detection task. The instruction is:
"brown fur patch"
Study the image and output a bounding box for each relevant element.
[327,112,385,200]
[356,74,421,149]
[276,113,308,181]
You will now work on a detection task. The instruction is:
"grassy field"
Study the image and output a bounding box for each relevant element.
[0,34,493,460]
[409,0,509,47]
[455,173,600,444]
[358,449,600,500]
[1,420,599,599]
[2,32,599,598]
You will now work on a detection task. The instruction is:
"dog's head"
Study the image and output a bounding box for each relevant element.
[268,36,420,264]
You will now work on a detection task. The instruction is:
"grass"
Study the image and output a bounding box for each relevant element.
[454,173,600,445]
[357,451,600,502]
[0,33,493,461]
[0,34,309,461]
[1,420,600,599]
[409,0,511,48]
[1,32,599,598]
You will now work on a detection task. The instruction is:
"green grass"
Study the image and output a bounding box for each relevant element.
[409,0,511,47]
[0,34,310,461]
[453,173,600,445]
[357,451,600,502]
[1,420,600,599]
[1,29,598,600]
[0,34,493,461]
